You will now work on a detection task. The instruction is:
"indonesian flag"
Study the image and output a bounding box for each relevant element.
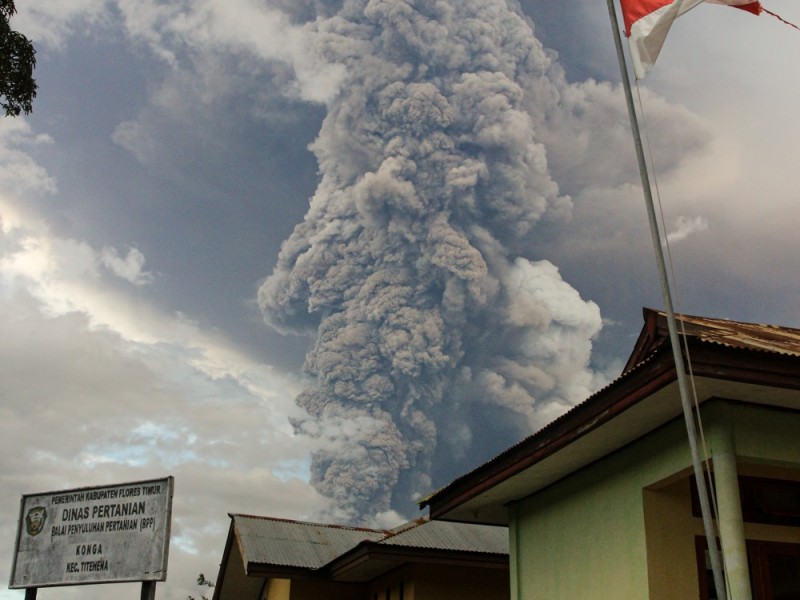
[621,0,762,78]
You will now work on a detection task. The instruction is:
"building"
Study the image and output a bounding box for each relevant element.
[422,308,800,599]
[212,514,509,600]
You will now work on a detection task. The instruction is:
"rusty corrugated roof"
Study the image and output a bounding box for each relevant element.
[668,311,800,356]
[624,308,800,372]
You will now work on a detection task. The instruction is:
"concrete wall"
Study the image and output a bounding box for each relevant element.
[510,416,695,600]
[263,578,290,600]
[643,475,705,599]
[725,402,800,467]
[508,401,800,600]
[725,406,800,543]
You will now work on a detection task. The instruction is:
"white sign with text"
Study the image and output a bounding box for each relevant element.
[10,477,173,588]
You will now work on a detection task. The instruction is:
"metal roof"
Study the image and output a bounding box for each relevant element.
[379,518,507,554]
[669,313,800,354]
[214,514,510,597]
[230,513,507,574]
[624,308,800,372]
[232,515,385,570]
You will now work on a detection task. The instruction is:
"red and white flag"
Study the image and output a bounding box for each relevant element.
[621,0,762,78]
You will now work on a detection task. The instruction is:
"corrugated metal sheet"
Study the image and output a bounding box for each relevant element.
[379,519,507,554]
[233,515,385,569]
[624,308,800,373]
[231,514,508,572]
[674,312,800,356]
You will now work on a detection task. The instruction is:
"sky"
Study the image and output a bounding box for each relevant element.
[2,0,799,598]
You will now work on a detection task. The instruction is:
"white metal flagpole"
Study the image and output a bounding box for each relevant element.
[604,0,728,596]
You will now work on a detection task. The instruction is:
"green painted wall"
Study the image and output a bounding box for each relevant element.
[720,402,800,466]
[510,417,695,599]
[508,401,800,600]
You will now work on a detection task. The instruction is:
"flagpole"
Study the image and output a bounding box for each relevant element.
[604,1,728,597]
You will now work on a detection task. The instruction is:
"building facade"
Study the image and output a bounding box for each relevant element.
[213,515,509,600]
[423,309,800,599]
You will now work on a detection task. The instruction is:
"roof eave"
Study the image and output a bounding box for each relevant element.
[243,562,324,581]
[423,340,800,523]
[422,347,676,520]
[323,542,508,582]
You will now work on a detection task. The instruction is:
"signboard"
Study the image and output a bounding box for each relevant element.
[10,477,173,589]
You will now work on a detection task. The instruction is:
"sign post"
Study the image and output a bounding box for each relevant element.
[9,477,173,596]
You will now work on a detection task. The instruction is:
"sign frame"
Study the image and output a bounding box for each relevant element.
[9,476,173,589]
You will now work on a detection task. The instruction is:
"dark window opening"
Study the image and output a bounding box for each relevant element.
[697,537,800,600]
[691,476,800,527]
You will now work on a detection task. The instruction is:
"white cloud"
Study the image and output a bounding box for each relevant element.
[15,0,346,109]
[0,108,326,600]
[100,246,155,285]
[666,215,709,245]
[111,119,157,165]
[0,120,55,198]
[12,0,110,49]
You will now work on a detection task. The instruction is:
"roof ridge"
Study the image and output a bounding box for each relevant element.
[380,517,429,541]
[230,513,387,535]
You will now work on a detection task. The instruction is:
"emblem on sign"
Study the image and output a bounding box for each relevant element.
[25,506,47,536]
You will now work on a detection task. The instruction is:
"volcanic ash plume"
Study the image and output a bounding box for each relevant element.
[259,0,603,521]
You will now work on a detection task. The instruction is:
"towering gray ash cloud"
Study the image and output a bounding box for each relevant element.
[259,0,607,521]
